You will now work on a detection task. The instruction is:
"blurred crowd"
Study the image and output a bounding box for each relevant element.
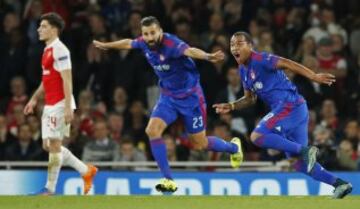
[1,0,360,171]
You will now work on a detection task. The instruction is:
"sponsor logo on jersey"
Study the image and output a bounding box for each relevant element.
[154,64,170,71]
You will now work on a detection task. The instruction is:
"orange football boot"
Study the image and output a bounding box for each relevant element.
[82,164,98,195]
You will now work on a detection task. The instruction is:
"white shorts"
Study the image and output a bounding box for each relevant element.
[42,105,70,140]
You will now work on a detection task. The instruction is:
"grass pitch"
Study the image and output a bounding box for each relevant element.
[0,196,359,209]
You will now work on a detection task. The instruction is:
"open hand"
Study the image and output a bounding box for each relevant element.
[23,100,37,115]
[312,73,336,85]
[212,103,232,114]
[64,107,74,125]
[208,50,225,63]
[93,40,108,50]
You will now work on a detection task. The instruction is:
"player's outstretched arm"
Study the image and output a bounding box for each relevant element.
[93,39,133,50]
[276,57,336,85]
[183,47,225,63]
[24,83,44,115]
[213,90,256,114]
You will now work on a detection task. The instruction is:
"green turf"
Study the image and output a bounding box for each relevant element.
[0,196,359,209]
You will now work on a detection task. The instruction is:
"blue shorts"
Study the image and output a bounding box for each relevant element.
[151,87,207,134]
[254,102,309,157]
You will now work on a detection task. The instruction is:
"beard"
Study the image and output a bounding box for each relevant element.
[146,37,161,49]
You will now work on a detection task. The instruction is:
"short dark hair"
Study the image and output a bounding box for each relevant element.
[120,136,135,146]
[140,16,161,27]
[213,120,230,131]
[232,31,253,45]
[40,12,65,34]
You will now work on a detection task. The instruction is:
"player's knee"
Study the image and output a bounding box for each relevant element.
[250,132,262,143]
[145,126,161,138]
[48,140,62,152]
[42,144,50,152]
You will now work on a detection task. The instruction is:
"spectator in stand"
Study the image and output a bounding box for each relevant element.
[77,90,95,137]
[26,114,41,143]
[107,112,125,143]
[317,99,341,140]
[312,126,338,170]
[343,120,359,151]
[7,104,26,137]
[82,120,118,162]
[316,37,347,101]
[110,87,129,115]
[303,5,329,44]
[174,19,200,47]
[200,12,226,49]
[125,100,148,146]
[122,11,142,39]
[4,123,42,161]
[88,13,108,39]
[113,137,147,170]
[2,77,28,117]
[0,114,15,160]
[0,12,26,97]
[337,139,357,171]
[293,36,316,62]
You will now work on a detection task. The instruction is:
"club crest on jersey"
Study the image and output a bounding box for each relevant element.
[250,69,256,80]
[42,69,50,75]
[254,81,263,90]
[159,54,165,61]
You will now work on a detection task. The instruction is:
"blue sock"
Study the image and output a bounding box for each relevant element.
[207,136,238,154]
[293,160,337,186]
[253,133,302,154]
[150,138,172,179]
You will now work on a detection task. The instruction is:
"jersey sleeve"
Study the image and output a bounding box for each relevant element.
[53,46,72,71]
[169,36,189,58]
[131,36,144,49]
[261,52,280,72]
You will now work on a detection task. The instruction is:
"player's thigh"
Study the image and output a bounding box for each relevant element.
[41,106,69,142]
[253,106,284,137]
[181,102,207,135]
[147,100,178,137]
[254,102,304,136]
